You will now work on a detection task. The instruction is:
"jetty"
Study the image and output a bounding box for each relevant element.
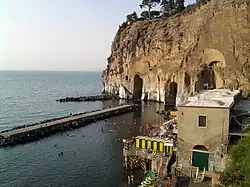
[0,104,135,147]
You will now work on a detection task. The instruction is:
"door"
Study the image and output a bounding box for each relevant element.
[192,151,209,171]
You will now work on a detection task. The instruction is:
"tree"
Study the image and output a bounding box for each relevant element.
[139,0,161,20]
[161,0,185,16]
[161,0,176,17]
[175,0,185,13]
[220,134,250,187]
[140,10,161,20]
[196,0,210,5]
[126,11,138,24]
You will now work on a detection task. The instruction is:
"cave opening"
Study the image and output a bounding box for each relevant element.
[184,72,191,93]
[157,76,161,102]
[165,82,178,108]
[133,74,143,100]
[195,65,216,93]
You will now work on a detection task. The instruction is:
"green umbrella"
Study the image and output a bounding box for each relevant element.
[147,171,155,177]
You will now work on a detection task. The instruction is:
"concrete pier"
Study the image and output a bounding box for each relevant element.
[0,104,135,147]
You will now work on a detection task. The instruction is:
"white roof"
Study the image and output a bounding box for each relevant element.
[180,89,241,108]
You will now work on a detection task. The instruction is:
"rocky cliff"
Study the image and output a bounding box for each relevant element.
[102,0,250,105]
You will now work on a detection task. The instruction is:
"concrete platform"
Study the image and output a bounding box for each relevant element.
[0,104,134,147]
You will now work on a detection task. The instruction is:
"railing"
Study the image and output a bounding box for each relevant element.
[195,167,199,180]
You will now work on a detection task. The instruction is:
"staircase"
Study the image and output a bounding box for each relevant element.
[194,167,205,183]
[159,164,166,177]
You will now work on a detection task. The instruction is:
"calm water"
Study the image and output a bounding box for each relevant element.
[0,71,163,187]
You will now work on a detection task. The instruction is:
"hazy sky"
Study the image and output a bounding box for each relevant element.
[0,0,195,71]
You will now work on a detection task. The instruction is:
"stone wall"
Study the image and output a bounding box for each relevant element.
[102,0,250,104]
[177,106,230,172]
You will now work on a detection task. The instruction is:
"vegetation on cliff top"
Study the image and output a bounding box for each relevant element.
[112,0,210,50]
[126,0,210,24]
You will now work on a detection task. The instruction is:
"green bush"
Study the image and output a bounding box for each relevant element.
[220,134,250,187]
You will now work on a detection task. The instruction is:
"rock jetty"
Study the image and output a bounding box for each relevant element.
[0,104,135,147]
[56,95,119,102]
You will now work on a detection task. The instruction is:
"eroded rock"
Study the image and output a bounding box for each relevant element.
[102,0,250,105]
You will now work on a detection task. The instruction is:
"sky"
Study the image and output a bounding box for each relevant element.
[0,0,195,72]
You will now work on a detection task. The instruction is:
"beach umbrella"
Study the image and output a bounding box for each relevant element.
[147,171,155,177]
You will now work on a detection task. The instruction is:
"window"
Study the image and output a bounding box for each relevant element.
[198,115,207,127]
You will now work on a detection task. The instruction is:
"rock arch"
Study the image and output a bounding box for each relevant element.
[165,82,178,107]
[195,49,226,92]
[195,65,216,92]
[157,75,161,102]
[133,74,143,99]
[202,49,226,67]
[184,72,191,93]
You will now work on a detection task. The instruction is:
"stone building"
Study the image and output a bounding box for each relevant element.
[176,89,242,175]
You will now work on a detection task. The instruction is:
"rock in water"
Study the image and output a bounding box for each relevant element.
[56,95,119,102]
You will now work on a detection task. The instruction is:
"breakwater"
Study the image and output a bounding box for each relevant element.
[0,105,135,147]
[56,95,119,102]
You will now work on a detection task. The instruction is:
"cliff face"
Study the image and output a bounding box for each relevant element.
[102,0,250,105]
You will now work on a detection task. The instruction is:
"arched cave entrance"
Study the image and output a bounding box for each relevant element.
[165,82,178,108]
[133,74,143,100]
[195,65,216,93]
[157,76,161,102]
[192,145,209,171]
[184,72,191,93]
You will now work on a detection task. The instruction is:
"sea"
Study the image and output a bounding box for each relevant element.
[0,71,163,187]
